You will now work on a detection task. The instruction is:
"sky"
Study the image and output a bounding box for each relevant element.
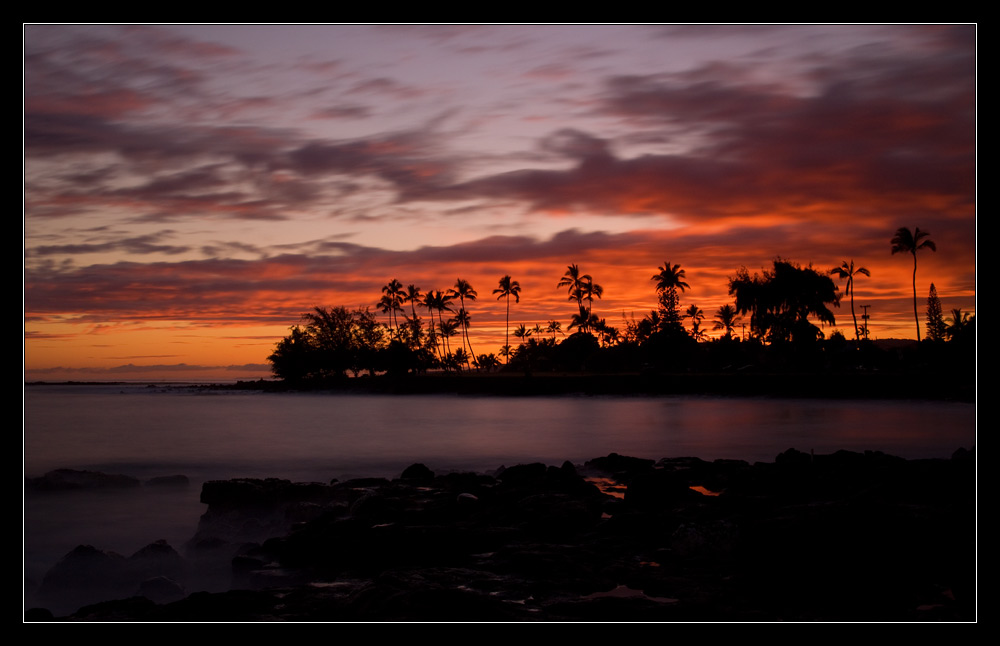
[24,24,977,382]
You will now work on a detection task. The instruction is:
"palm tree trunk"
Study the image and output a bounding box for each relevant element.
[912,254,920,341]
[465,323,476,365]
[849,286,859,343]
[505,296,510,363]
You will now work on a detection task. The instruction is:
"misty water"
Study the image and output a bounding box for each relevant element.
[23,384,975,611]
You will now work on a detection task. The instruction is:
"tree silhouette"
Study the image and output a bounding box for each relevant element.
[712,304,741,340]
[830,260,870,343]
[438,318,460,366]
[454,308,475,368]
[558,264,590,307]
[513,323,531,344]
[946,308,972,343]
[422,290,452,362]
[380,279,405,336]
[684,304,706,341]
[269,306,388,382]
[729,259,838,345]
[493,275,521,363]
[651,261,689,333]
[925,283,946,342]
[448,279,478,368]
[474,353,500,372]
[404,284,422,320]
[891,227,936,341]
[581,278,603,315]
[558,264,603,323]
[568,305,600,335]
[652,261,690,294]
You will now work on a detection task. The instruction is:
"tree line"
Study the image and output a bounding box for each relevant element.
[268,226,974,383]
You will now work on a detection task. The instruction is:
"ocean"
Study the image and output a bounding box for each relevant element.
[23,384,975,613]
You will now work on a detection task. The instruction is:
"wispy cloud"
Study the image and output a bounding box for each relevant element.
[24,24,976,376]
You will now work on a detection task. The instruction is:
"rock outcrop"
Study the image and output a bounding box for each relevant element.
[27,448,976,621]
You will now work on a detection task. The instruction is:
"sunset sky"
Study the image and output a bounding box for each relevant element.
[24,24,976,382]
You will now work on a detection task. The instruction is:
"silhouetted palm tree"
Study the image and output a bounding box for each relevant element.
[830,260,871,342]
[581,279,603,315]
[558,264,591,308]
[381,278,405,336]
[685,304,706,341]
[448,279,478,367]
[454,308,475,367]
[513,323,531,345]
[422,290,452,361]
[546,320,562,340]
[568,305,600,334]
[450,348,469,372]
[493,275,521,363]
[474,353,500,372]
[652,261,690,294]
[712,304,741,340]
[891,227,936,341]
[651,261,689,331]
[439,317,459,362]
[404,284,422,320]
[946,308,971,342]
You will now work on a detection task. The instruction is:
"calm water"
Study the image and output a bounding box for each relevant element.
[23,384,975,610]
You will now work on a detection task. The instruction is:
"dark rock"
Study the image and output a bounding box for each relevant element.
[136,576,185,604]
[26,469,140,492]
[625,468,700,509]
[45,450,976,621]
[39,545,133,614]
[400,463,434,482]
[129,539,184,582]
[24,607,54,622]
[495,462,547,486]
[584,453,656,478]
[71,596,158,621]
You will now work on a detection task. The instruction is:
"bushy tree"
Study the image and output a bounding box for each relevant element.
[729,259,839,345]
[925,283,946,342]
[268,306,389,382]
[651,261,688,335]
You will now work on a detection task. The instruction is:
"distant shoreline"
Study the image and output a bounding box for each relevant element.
[25,370,976,403]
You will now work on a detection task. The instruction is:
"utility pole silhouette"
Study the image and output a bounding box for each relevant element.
[859,304,872,340]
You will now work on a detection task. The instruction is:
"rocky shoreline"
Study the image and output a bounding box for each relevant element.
[25,448,976,622]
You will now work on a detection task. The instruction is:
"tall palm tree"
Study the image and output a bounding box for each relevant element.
[651,261,689,329]
[422,290,452,361]
[439,317,459,361]
[891,227,936,341]
[558,264,591,308]
[581,279,603,315]
[381,278,405,336]
[493,275,521,363]
[454,308,475,367]
[830,260,871,342]
[652,261,690,294]
[448,279,478,366]
[404,284,422,320]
